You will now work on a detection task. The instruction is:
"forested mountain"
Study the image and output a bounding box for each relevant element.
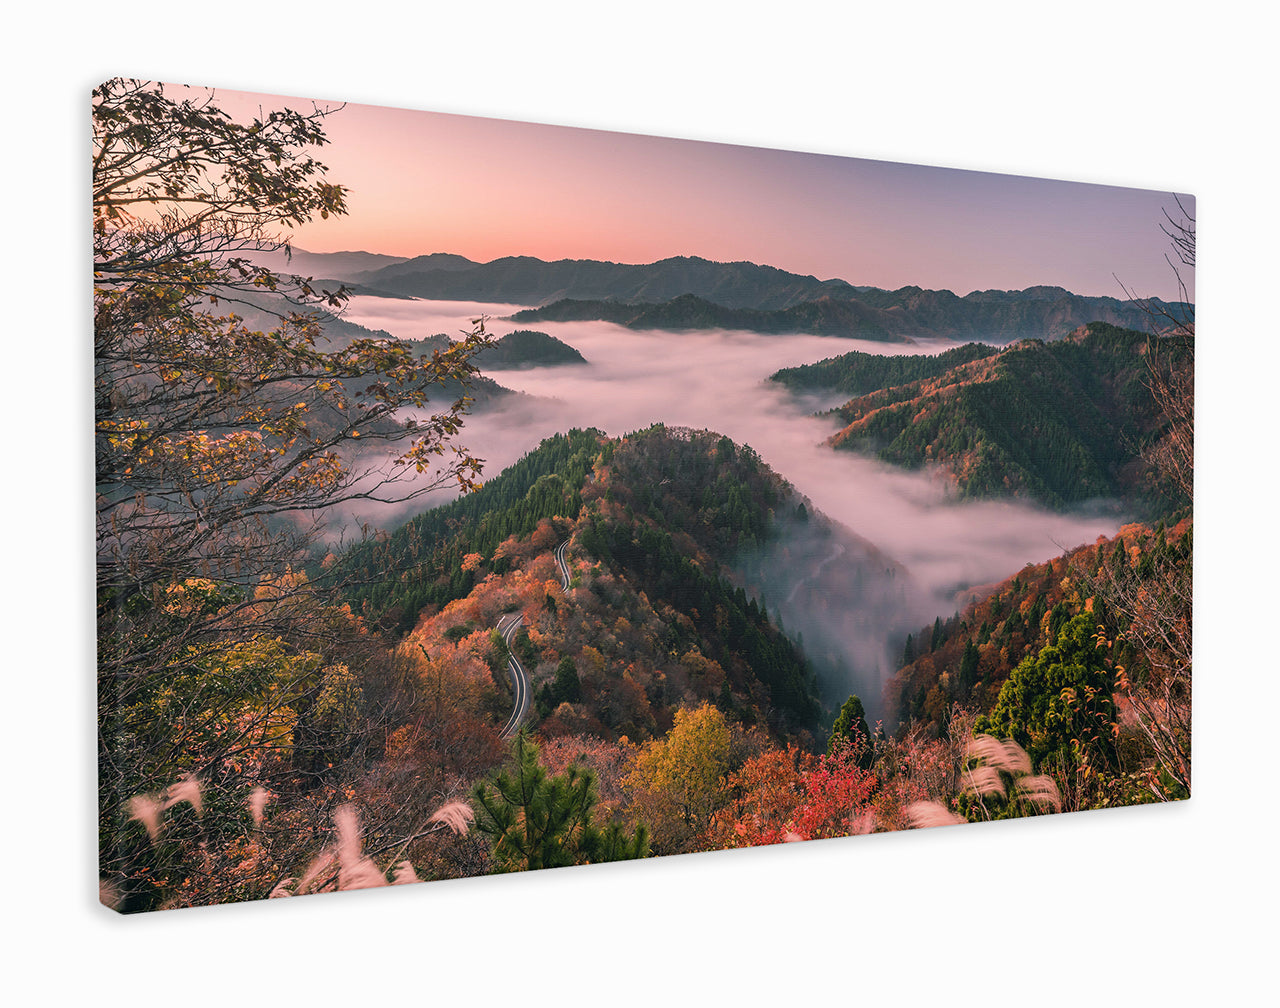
[335,425,825,735]
[817,323,1192,510]
[475,329,588,367]
[511,287,1178,344]
[771,342,1002,397]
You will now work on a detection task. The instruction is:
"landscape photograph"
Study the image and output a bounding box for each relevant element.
[95,77,1194,914]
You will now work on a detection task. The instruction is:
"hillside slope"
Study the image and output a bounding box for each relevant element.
[334,425,927,736]
[818,323,1192,510]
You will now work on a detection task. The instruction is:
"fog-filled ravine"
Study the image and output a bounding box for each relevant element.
[339,296,1129,723]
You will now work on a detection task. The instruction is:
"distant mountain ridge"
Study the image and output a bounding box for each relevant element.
[354,253,859,310]
[350,253,1189,343]
[248,249,1191,344]
[508,293,914,342]
[244,247,411,280]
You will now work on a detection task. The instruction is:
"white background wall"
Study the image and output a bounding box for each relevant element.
[6,2,1274,1004]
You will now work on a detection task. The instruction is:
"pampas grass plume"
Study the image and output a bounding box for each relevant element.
[248,786,271,828]
[295,850,335,895]
[428,801,475,836]
[905,801,965,828]
[966,734,1031,777]
[162,775,203,817]
[334,804,387,890]
[127,795,162,841]
[960,765,1007,799]
[1014,774,1063,813]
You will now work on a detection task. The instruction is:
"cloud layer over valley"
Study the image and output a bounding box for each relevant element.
[338,296,1129,719]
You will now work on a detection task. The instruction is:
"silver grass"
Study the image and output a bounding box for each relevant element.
[248,787,271,828]
[99,878,122,910]
[905,801,965,828]
[391,861,422,884]
[996,739,1033,777]
[428,801,475,836]
[965,734,1007,767]
[334,804,362,869]
[127,795,163,841]
[340,858,389,890]
[269,878,295,898]
[960,765,1007,799]
[334,804,387,891]
[1014,774,1063,813]
[295,850,335,895]
[162,776,203,817]
[966,734,1031,776]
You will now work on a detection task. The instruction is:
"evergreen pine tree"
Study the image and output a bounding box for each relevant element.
[471,733,648,872]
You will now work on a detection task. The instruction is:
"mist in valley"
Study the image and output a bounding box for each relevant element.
[336,296,1129,724]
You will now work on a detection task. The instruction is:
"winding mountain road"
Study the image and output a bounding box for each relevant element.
[496,612,531,739]
[495,540,572,739]
[555,538,572,592]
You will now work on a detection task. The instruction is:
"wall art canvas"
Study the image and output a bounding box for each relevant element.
[94,78,1193,913]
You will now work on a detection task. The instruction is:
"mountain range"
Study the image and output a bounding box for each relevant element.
[255,248,1189,344]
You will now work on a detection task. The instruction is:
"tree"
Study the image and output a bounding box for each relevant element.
[975,615,1117,774]
[1098,198,1193,800]
[827,693,873,768]
[1115,193,1194,508]
[705,739,876,848]
[470,733,648,872]
[1091,528,1192,801]
[95,79,490,658]
[95,78,493,699]
[551,655,582,704]
[94,79,492,906]
[622,702,732,853]
[958,639,981,698]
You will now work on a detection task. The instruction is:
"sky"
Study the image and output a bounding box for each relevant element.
[209,84,1194,302]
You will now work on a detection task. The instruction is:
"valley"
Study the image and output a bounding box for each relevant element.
[333,295,1136,726]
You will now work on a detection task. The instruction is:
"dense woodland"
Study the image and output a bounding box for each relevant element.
[771,341,1002,398]
[474,329,587,367]
[94,78,1194,913]
[798,323,1191,511]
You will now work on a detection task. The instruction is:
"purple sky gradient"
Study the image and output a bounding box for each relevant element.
[210,85,1193,302]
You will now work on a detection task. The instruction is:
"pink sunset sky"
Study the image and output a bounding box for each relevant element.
[210,83,1193,302]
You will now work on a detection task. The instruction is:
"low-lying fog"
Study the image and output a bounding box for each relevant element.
[337,296,1128,723]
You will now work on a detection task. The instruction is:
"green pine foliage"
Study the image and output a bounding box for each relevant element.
[471,733,648,872]
[974,614,1117,773]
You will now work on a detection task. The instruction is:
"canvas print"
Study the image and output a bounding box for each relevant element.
[94,78,1193,913]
